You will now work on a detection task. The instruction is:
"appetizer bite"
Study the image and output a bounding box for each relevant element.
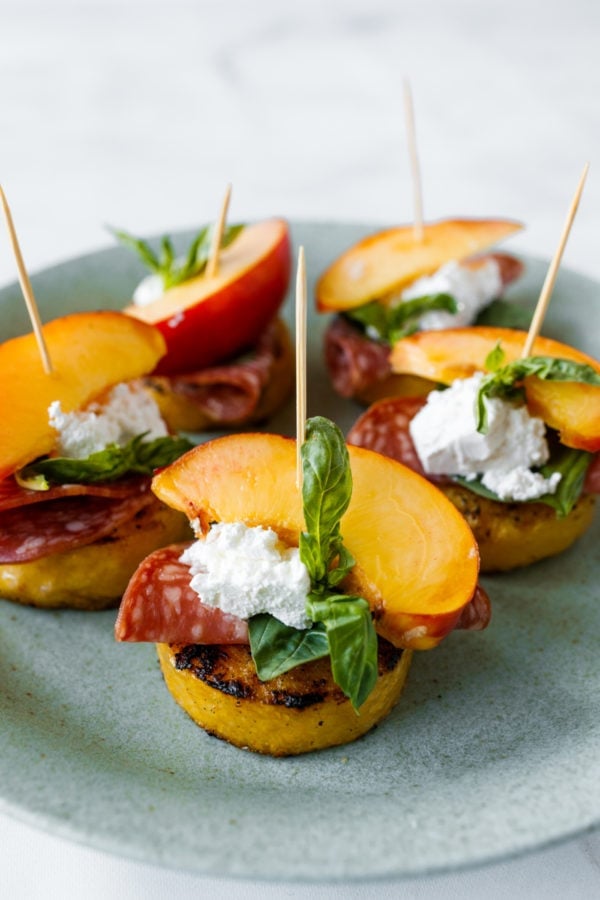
[316,219,524,404]
[115,218,294,431]
[116,417,490,756]
[0,311,193,609]
[348,327,600,571]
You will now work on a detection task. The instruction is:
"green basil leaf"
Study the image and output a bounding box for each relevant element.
[475,299,532,330]
[111,223,244,289]
[453,444,593,518]
[346,293,457,344]
[108,227,161,273]
[484,342,506,373]
[19,434,194,485]
[476,355,600,433]
[300,416,353,585]
[307,592,378,711]
[248,614,329,680]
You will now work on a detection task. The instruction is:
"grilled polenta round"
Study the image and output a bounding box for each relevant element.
[157,639,413,756]
[440,484,596,572]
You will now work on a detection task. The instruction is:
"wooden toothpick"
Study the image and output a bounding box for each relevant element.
[403,79,424,243]
[0,185,53,374]
[295,246,307,490]
[521,163,589,358]
[205,183,232,279]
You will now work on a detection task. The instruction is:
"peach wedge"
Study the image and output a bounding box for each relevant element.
[126,219,291,374]
[316,218,522,312]
[152,433,480,650]
[0,311,166,479]
[391,326,600,452]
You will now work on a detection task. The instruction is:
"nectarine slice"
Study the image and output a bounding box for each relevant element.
[390,326,600,451]
[126,219,291,374]
[152,433,480,650]
[0,311,166,479]
[316,218,522,312]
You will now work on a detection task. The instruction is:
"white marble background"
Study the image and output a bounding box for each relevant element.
[1,1,599,897]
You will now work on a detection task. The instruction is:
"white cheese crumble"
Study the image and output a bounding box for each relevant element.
[180,522,311,630]
[399,259,502,330]
[409,374,561,502]
[132,273,165,307]
[49,382,168,459]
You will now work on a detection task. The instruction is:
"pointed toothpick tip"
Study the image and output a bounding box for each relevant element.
[205,183,232,280]
[521,163,590,358]
[0,184,53,374]
[403,78,424,244]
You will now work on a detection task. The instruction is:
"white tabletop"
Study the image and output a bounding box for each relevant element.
[1,1,599,896]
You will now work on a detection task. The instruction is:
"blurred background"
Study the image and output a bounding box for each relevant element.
[1,0,598,285]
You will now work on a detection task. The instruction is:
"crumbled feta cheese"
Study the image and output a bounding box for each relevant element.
[180,522,311,629]
[400,259,502,329]
[49,382,168,459]
[132,274,165,307]
[409,374,561,502]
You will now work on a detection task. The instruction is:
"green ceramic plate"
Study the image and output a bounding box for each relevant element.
[0,222,598,881]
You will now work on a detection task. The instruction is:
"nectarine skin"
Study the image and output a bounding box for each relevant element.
[126,219,292,374]
[316,218,523,312]
[0,311,166,480]
[391,327,600,452]
[152,433,480,650]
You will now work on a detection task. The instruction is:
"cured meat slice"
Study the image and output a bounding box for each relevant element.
[115,544,249,644]
[584,454,600,494]
[145,318,289,425]
[0,474,149,511]
[455,584,491,631]
[347,396,450,484]
[324,315,391,400]
[0,484,154,563]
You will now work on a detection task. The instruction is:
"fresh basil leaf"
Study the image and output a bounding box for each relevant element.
[14,470,50,492]
[476,355,600,434]
[346,293,457,344]
[19,434,194,485]
[109,228,161,272]
[248,614,329,680]
[453,444,593,518]
[111,223,244,289]
[475,299,532,330]
[307,592,378,711]
[484,342,506,373]
[300,416,353,585]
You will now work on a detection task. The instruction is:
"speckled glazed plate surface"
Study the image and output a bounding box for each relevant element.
[0,222,598,881]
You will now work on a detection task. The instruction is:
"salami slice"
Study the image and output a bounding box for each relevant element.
[347,396,450,485]
[0,474,149,511]
[115,544,249,644]
[455,584,491,631]
[0,482,154,563]
[584,454,600,494]
[324,315,391,399]
[145,318,287,425]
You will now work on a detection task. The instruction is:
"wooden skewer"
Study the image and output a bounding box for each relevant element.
[521,163,590,358]
[0,185,53,374]
[403,79,424,243]
[205,183,232,279]
[295,245,307,490]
